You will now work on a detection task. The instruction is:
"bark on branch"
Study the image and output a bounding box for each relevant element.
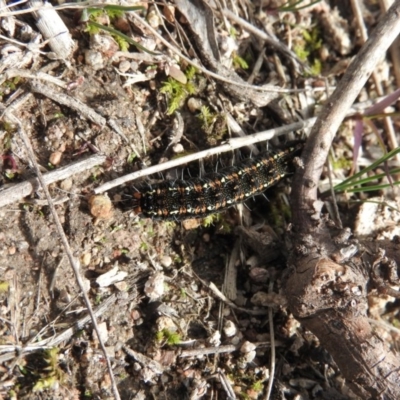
[287,1,400,398]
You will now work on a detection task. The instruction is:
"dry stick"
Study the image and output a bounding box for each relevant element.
[0,294,118,363]
[180,345,238,358]
[291,0,400,230]
[0,153,106,208]
[0,68,68,88]
[208,282,268,316]
[8,115,121,400]
[264,281,276,400]
[30,81,107,126]
[94,118,316,194]
[30,81,141,158]
[222,8,306,73]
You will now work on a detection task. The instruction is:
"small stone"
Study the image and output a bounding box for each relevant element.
[93,321,108,343]
[182,218,201,230]
[208,330,221,346]
[89,195,113,220]
[16,241,29,252]
[81,253,91,266]
[243,350,256,363]
[163,5,175,23]
[114,281,127,291]
[131,309,141,321]
[240,341,256,354]
[8,246,16,255]
[249,267,269,283]
[172,143,184,153]
[85,49,104,70]
[119,60,131,73]
[49,151,62,166]
[144,272,164,301]
[160,255,172,268]
[223,320,237,338]
[147,8,161,28]
[187,97,203,113]
[156,315,176,332]
[60,178,72,191]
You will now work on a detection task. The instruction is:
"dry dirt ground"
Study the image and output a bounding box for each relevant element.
[1,1,400,400]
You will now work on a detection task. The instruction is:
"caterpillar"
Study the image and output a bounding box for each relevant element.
[131,142,304,220]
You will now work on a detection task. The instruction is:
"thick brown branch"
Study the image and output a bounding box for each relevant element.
[286,2,400,399]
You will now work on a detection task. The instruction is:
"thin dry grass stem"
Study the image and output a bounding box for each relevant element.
[223,238,240,301]
[208,282,268,316]
[221,8,307,73]
[180,345,237,358]
[6,113,121,400]
[264,281,276,400]
[0,294,119,363]
[218,368,237,399]
[350,0,399,162]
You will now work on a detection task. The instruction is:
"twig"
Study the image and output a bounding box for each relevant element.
[264,282,276,400]
[218,369,237,400]
[0,68,68,88]
[0,153,106,208]
[222,8,306,73]
[0,293,119,363]
[7,113,121,400]
[180,345,238,358]
[94,118,316,194]
[122,346,164,374]
[208,282,268,316]
[30,81,107,126]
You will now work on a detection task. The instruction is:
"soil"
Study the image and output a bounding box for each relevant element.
[0,1,399,400]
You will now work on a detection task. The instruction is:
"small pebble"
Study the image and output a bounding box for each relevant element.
[144,272,164,301]
[81,253,91,266]
[240,341,256,354]
[60,178,72,191]
[49,151,62,166]
[114,281,127,291]
[147,8,161,28]
[172,143,184,153]
[187,97,203,113]
[243,350,256,364]
[223,320,237,337]
[160,255,172,268]
[89,195,113,220]
[85,49,104,70]
[16,241,29,252]
[119,60,131,73]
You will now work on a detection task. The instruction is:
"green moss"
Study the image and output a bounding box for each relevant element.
[156,329,181,345]
[32,348,65,392]
[160,66,198,114]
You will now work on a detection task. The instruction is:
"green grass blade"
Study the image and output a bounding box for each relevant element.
[87,21,159,55]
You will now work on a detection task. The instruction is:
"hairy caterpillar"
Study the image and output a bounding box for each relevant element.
[132,142,303,219]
